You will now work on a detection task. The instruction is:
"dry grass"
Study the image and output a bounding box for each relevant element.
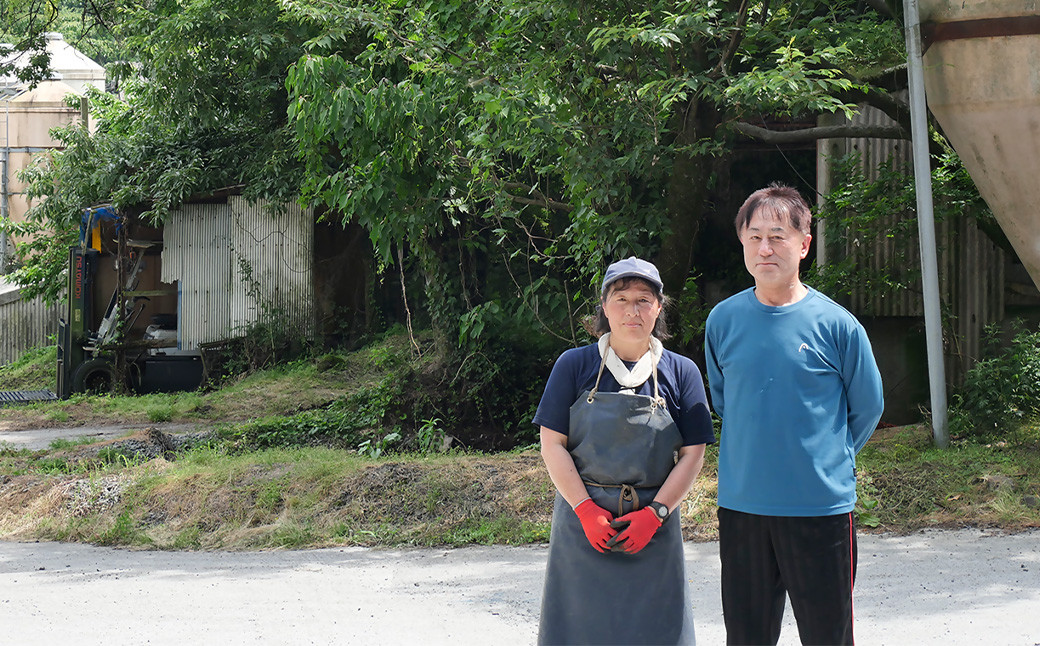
[2,408,1039,550]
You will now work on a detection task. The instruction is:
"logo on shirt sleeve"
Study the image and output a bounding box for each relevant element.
[798,343,809,353]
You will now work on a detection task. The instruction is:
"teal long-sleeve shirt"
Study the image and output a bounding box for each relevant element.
[704,287,885,516]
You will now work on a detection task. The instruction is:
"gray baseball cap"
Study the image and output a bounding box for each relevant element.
[601,257,664,297]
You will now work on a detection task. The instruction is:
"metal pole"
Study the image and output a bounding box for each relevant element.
[903,0,950,447]
[0,148,8,272]
[1,95,9,272]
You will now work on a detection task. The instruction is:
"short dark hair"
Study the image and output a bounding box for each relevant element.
[734,183,812,235]
[592,276,671,339]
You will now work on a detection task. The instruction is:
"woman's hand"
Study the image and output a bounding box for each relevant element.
[573,499,618,552]
[606,507,661,554]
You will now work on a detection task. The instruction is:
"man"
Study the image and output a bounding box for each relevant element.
[704,183,884,645]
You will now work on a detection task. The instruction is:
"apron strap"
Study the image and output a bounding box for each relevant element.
[588,338,667,411]
[583,480,640,517]
[650,352,666,413]
[587,349,610,403]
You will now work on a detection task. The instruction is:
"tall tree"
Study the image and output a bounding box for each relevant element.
[282,0,907,345]
[11,0,320,300]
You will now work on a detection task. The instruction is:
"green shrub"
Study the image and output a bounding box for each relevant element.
[225,372,406,450]
[408,320,562,451]
[953,323,1040,437]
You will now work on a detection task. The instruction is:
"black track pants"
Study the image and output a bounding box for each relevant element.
[718,507,857,646]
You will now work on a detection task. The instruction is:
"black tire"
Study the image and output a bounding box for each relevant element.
[71,358,116,394]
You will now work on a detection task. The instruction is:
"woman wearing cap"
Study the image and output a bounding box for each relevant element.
[534,257,715,645]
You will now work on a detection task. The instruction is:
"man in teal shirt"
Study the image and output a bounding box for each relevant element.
[705,183,884,645]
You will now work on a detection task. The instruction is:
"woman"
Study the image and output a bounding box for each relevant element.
[534,257,715,645]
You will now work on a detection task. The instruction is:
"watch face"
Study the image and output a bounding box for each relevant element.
[653,503,668,518]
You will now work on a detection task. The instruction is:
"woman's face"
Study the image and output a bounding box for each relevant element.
[602,279,662,344]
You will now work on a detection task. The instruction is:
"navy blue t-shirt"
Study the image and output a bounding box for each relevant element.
[533,343,715,447]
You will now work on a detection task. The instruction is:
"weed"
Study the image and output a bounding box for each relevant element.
[443,517,549,546]
[313,353,348,372]
[254,480,285,514]
[96,448,142,468]
[48,436,103,450]
[989,490,1030,524]
[45,410,70,423]
[269,522,315,548]
[416,417,446,453]
[147,406,174,423]
[33,457,72,474]
[98,509,145,546]
[855,473,881,527]
[172,524,203,549]
[953,322,1040,439]
[357,431,401,458]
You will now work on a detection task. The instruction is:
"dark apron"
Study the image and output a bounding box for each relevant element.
[538,352,696,646]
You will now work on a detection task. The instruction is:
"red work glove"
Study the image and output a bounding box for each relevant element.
[606,507,661,554]
[573,499,617,553]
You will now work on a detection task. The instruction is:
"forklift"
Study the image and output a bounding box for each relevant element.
[56,206,204,397]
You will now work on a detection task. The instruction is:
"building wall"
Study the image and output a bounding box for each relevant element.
[818,104,1007,421]
[161,197,315,350]
[0,280,58,366]
[2,80,87,269]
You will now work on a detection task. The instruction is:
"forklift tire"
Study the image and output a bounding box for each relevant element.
[71,358,117,394]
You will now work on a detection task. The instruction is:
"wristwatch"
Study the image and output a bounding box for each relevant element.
[647,501,670,522]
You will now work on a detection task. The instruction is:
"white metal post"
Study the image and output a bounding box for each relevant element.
[903,0,950,447]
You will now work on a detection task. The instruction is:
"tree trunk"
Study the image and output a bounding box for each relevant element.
[655,97,719,291]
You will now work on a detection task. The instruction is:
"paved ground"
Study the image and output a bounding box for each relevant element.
[1,528,1038,645]
[0,424,198,451]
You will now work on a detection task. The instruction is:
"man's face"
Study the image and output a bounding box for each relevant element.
[739,208,812,288]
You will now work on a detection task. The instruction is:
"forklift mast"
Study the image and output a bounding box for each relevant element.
[57,246,98,398]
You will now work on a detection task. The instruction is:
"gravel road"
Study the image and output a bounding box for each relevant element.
[1,528,1038,645]
[0,424,199,451]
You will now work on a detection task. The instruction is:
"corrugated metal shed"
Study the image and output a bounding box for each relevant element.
[161,197,314,350]
[0,278,58,365]
[819,104,1005,377]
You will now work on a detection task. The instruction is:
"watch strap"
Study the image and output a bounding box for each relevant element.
[647,501,669,522]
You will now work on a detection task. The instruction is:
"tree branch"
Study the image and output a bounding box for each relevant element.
[835,82,947,156]
[712,0,751,78]
[837,85,910,131]
[731,120,909,143]
[506,193,575,212]
[502,182,575,212]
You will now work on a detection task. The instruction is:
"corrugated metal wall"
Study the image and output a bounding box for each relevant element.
[821,104,1005,376]
[162,197,314,350]
[0,283,58,365]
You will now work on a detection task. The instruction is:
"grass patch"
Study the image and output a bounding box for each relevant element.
[0,336,411,435]
[49,436,104,450]
[0,344,57,391]
[857,424,1040,532]
[2,332,1039,550]
[0,444,558,549]
[0,424,1038,550]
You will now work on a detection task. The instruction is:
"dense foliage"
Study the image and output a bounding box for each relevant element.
[951,323,1040,439]
[6,0,319,299]
[11,1,1016,442]
[281,0,906,346]
[9,1,909,325]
